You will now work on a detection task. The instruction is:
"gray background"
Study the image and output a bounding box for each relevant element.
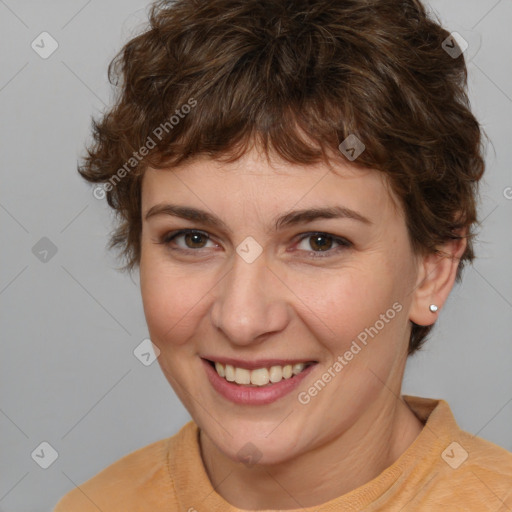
[0,1,511,510]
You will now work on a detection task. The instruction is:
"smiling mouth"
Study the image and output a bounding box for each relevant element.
[205,359,317,387]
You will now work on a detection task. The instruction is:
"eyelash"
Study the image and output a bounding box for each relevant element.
[156,229,352,258]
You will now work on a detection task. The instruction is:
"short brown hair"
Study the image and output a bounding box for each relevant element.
[79,0,485,355]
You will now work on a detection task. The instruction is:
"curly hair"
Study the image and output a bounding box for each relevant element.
[78,0,485,355]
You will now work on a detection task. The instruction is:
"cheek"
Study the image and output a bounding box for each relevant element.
[293,265,399,348]
[140,254,209,348]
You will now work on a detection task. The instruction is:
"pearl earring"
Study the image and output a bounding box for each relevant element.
[429,304,438,313]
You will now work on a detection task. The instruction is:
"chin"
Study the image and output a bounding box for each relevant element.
[204,420,304,466]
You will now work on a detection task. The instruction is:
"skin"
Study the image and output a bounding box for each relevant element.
[139,145,466,509]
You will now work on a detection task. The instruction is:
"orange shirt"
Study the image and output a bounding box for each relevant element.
[53,395,512,511]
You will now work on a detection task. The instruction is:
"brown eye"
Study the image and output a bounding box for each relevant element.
[308,234,334,251]
[160,230,215,251]
[181,231,209,249]
[295,232,352,258]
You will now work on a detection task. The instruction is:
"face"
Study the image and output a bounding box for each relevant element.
[139,146,420,465]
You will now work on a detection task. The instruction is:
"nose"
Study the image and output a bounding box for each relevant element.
[210,249,290,347]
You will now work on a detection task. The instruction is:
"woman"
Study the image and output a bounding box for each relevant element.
[54,0,512,510]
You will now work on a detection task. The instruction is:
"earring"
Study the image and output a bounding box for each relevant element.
[429,304,438,313]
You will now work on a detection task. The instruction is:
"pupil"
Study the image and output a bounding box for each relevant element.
[187,233,205,248]
[312,235,330,251]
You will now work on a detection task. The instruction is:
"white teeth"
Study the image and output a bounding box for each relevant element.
[235,367,251,385]
[292,363,306,375]
[225,364,235,382]
[215,362,225,377]
[269,365,283,383]
[282,364,293,379]
[212,361,312,386]
[250,367,269,386]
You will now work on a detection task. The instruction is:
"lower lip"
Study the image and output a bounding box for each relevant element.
[202,359,317,405]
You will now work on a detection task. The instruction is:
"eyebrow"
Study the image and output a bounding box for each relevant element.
[144,203,372,232]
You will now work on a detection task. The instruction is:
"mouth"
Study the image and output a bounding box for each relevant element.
[203,358,317,387]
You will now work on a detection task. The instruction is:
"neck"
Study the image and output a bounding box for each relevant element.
[199,393,424,510]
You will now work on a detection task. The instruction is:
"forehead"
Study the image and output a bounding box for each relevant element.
[141,149,401,224]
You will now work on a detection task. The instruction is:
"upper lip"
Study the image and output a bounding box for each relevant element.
[201,356,317,370]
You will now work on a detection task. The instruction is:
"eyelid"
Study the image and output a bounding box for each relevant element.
[159,229,216,248]
[293,232,352,257]
[157,229,352,257]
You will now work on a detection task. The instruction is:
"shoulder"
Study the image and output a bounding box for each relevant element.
[53,422,196,511]
[451,430,512,483]
[403,395,512,509]
[429,427,512,508]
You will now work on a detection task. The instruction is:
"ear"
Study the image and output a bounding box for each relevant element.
[409,230,467,327]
